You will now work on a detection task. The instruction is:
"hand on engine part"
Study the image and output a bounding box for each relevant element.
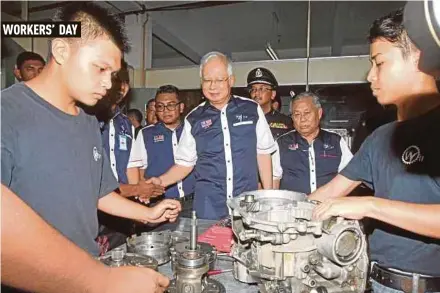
[137,180,164,201]
[104,266,169,293]
[307,190,327,203]
[146,177,163,187]
[312,196,375,221]
[146,199,182,224]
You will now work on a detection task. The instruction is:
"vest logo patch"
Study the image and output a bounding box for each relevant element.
[288,143,299,150]
[270,122,288,129]
[323,143,334,150]
[402,145,424,165]
[201,119,212,129]
[153,135,164,143]
[93,147,102,161]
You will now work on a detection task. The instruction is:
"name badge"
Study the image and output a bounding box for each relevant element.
[119,135,128,151]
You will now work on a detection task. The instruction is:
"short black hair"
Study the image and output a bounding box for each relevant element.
[155,85,181,102]
[147,99,155,108]
[368,8,415,58]
[52,2,130,54]
[116,60,129,84]
[16,51,45,68]
[127,108,143,124]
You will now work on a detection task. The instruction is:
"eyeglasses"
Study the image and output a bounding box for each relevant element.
[155,102,181,112]
[201,77,229,87]
[249,87,273,95]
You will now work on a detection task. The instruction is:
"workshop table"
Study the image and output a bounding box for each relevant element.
[125,216,259,292]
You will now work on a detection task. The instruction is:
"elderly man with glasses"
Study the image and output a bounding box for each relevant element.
[147,51,277,220]
[138,85,195,205]
[277,92,352,194]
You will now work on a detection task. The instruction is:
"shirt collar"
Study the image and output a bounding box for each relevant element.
[202,95,235,112]
[156,121,182,133]
[112,106,122,119]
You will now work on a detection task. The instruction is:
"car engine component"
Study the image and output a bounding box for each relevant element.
[98,247,158,271]
[228,190,369,293]
[167,211,224,293]
[127,231,172,265]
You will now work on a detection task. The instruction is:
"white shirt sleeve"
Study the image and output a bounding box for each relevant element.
[272,142,283,180]
[134,130,148,170]
[256,105,277,154]
[127,125,144,169]
[175,118,198,167]
[338,136,353,172]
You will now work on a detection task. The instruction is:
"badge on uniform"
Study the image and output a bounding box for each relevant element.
[270,122,288,129]
[119,135,128,151]
[201,119,212,129]
[288,143,299,150]
[153,134,165,143]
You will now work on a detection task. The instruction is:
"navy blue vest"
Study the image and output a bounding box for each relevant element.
[185,97,261,219]
[278,129,343,194]
[142,122,195,199]
[101,110,134,184]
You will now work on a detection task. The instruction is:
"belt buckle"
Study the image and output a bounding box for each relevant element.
[400,278,413,293]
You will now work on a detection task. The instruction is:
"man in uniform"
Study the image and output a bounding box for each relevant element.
[311,8,440,291]
[278,92,352,194]
[96,61,164,250]
[139,85,195,201]
[148,52,277,220]
[247,67,293,139]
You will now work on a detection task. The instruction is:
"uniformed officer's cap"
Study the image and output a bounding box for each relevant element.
[247,67,278,88]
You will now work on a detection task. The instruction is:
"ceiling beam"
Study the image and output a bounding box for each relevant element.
[8,2,72,17]
[152,21,201,64]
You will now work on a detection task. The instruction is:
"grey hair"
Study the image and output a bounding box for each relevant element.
[199,51,233,78]
[290,92,322,112]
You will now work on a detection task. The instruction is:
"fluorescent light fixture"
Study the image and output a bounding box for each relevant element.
[265,42,279,60]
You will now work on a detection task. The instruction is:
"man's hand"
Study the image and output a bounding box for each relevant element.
[308,189,327,203]
[137,181,164,201]
[104,266,169,293]
[312,196,375,221]
[146,177,163,187]
[146,199,182,224]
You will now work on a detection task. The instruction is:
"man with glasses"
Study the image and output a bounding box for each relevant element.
[147,52,276,220]
[138,85,195,207]
[247,67,293,139]
[277,92,352,194]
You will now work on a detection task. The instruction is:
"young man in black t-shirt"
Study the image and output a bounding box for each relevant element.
[310,8,440,289]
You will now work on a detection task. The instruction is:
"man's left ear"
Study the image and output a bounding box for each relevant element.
[318,108,323,119]
[179,102,185,114]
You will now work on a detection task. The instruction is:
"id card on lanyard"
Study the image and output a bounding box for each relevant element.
[119,134,128,151]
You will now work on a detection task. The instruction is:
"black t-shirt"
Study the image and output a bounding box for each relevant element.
[1,83,119,256]
[265,110,293,139]
[341,105,440,275]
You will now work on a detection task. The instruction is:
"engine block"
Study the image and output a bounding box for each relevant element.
[227,190,369,293]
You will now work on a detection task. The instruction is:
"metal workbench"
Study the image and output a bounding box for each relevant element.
[126,216,259,292]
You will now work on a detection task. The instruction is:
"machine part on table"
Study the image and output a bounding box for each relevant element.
[126,230,172,265]
[171,230,190,245]
[228,190,369,293]
[98,247,158,270]
[167,211,225,293]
